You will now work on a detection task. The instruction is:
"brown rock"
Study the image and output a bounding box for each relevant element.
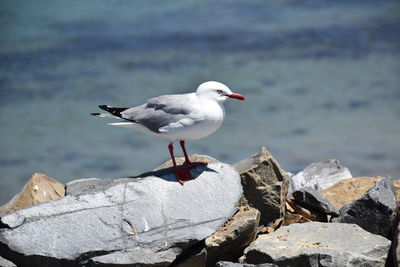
[285,198,326,222]
[233,147,289,225]
[258,226,275,234]
[205,206,260,266]
[0,173,65,216]
[322,176,400,210]
[155,154,218,170]
[283,213,312,225]
[282,198,326,226]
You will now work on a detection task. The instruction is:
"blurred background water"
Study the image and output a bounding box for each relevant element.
[0,0,399,204]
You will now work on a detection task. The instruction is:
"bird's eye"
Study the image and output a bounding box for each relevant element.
[216,90,223,94]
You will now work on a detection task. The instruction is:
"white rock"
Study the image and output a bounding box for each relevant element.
[288,159,352,196]
[0,162,242,267]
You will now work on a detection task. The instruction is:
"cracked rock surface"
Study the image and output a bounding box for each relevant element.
[206,206,260,266]
[241,222,391,267]
[233,146,289,226]
[0,162,242,267]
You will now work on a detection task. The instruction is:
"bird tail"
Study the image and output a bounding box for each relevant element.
[98,105,128,118]
[91,105,129,119]
[108,122,134,127]
[90,112,134,127]
[90,112,122,119]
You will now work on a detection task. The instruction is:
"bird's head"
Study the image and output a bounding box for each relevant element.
[195,81,246,103]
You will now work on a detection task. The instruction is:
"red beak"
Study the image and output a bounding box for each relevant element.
[228,93,246,100]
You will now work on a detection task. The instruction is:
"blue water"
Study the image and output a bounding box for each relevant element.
[1,0,400,204]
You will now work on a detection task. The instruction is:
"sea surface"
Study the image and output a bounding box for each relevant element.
[1,0,399,204]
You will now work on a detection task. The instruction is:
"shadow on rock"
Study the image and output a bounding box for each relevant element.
[128,163,217,183]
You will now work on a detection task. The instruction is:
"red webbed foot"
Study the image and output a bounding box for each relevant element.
[179,140,208,169]
[173,166,193,184]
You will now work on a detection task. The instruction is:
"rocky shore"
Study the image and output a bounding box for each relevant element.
[0,147,398,267]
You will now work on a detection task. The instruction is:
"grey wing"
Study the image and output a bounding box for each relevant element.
[120,94,197,133]
[146,94,193,115]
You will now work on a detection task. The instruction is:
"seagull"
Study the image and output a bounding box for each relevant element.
[91,81,245,184]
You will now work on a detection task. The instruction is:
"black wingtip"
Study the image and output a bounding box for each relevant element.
[98,105,108,111]
[97,105,129,118]
[91,112,101,116]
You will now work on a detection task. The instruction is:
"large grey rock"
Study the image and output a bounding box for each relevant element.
[233,147,289,225]
[0,256,16,267]
[242,222,391,267]
[0,162,242,267]
[65,177,115,196]
[288,159,352,196]
[292,187,338,216]
[334,177,397,238]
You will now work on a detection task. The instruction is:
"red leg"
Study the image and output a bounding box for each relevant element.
[168,143,192,184]
[180,140,191,165]
[168,143,178,168]
[179,140,207,167]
